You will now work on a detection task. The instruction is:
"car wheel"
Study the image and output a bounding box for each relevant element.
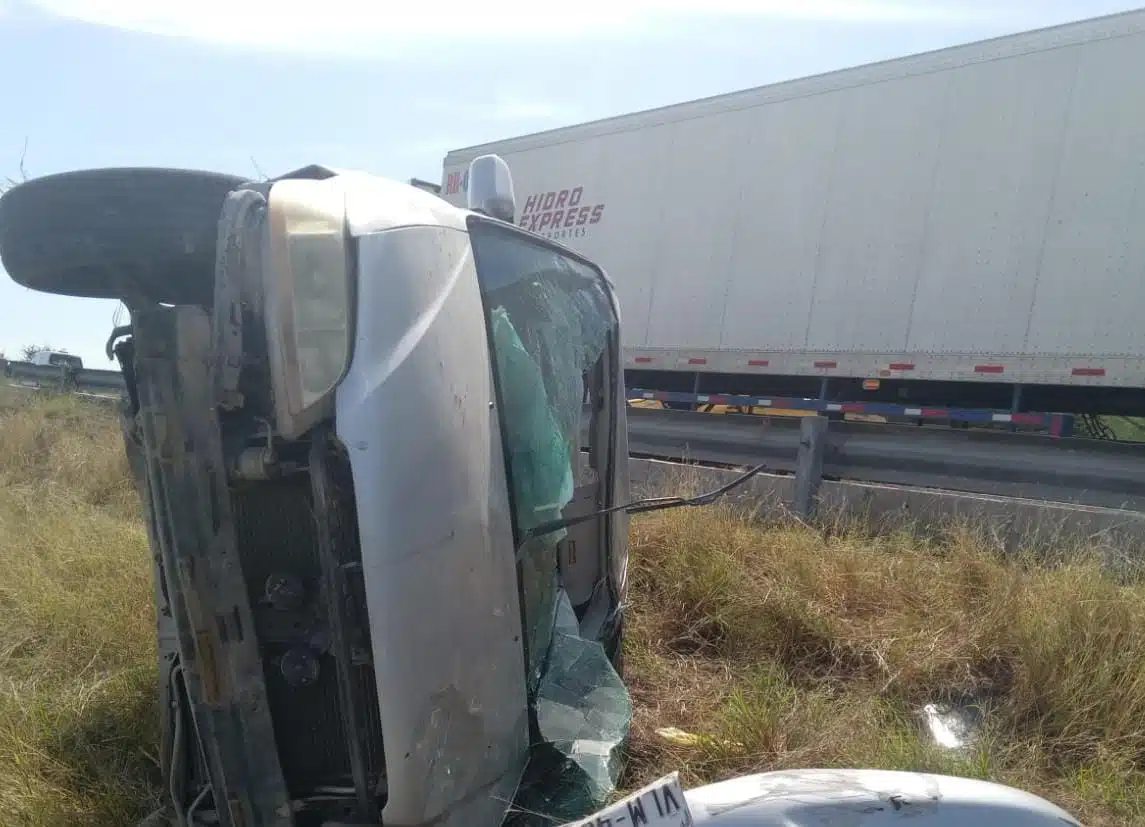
[0,167,248,306]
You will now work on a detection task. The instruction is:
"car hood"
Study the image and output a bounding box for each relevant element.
[683,768,1081,826]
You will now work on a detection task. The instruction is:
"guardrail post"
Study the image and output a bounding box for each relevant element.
[793,415,828,519]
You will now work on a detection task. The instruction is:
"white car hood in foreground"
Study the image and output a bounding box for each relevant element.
[684,768,1081,826]
[569,769,1081,827]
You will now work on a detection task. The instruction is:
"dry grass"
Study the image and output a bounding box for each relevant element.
[621,500,1145,826]
[0,390,1143,825]
[0,390,161,825]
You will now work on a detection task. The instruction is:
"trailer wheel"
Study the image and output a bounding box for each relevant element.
[0,167,249,306]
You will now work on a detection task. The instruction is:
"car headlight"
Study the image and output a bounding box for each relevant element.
[265,178,353,439]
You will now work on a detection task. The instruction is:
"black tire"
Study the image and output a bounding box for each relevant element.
[0,167,249,306]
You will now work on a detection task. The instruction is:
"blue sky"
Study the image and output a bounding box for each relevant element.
[0,0,1139,367]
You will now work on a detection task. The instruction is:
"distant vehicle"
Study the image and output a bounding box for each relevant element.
[27,349,83,370]
[2,349,86,393]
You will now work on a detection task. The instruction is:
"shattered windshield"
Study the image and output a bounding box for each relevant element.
[469,218,632,824]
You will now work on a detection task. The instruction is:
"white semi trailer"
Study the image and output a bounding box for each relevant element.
[442,8,1145,436]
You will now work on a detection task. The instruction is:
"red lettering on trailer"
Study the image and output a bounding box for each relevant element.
[814,360,837,369]
[1072,367,1106,377]
[633,357,654,364]
[514,186,606,238]
[889,362,915,371]
[444,169,470,195]
[974,365,1005,374]
[748,359,770,367]
[687,358,707,365]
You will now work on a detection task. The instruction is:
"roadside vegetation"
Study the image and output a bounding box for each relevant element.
[1105,415,1145,443]
[1,390,1143,826]
[621,499,1145,826]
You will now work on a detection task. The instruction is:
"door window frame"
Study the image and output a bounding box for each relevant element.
[466,213,621,701]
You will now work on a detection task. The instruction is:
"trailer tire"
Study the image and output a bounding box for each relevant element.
[0,167,249,306]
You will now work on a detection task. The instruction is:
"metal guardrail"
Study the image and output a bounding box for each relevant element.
[622,407,1145,512]
[7,361,1141,512]
[3,360,125,396]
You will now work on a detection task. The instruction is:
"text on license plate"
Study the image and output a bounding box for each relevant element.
[561,773,693,827]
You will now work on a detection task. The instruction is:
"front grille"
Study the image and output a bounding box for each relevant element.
[231,475,384,797]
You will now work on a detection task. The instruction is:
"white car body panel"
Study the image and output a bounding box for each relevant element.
[684,769,1081,826]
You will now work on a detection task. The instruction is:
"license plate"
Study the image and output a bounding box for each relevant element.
[560,773,693,827]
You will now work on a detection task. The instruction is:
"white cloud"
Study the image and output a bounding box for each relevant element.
[24,0,996,55]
